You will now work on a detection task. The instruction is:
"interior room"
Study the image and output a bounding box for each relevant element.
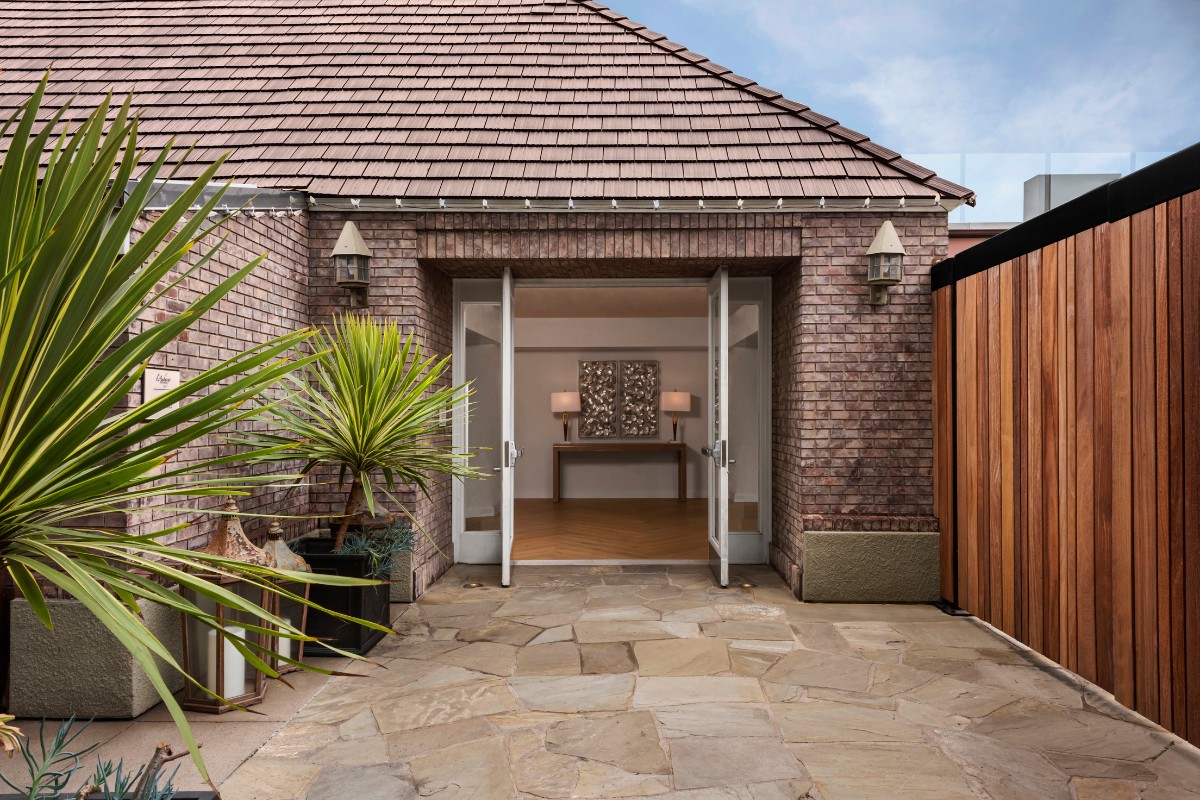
[460,284,762,562]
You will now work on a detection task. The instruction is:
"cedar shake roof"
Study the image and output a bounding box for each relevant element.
[0,0,974,203]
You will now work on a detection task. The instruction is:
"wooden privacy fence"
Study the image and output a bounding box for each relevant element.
[931,143,1200,747]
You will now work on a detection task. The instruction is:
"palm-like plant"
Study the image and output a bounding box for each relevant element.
[0,76,386,784]
[242,314,480,550]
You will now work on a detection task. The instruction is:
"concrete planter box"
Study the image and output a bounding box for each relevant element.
[802,530,940,603]
[390,549,415,603]
[8,597,183,719]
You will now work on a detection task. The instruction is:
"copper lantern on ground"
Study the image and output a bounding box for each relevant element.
[180,499,272,713]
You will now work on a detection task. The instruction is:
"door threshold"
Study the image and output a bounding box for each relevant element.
[512,559,709,566]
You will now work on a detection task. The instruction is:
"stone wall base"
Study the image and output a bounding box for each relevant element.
[801,530,940,603]
[10,598,183,719]
[769,542,802,599]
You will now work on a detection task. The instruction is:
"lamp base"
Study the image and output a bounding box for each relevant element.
[671,413,679,442]
[562,413,570,442]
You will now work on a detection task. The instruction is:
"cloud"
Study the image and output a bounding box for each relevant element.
[674,0,1200,155]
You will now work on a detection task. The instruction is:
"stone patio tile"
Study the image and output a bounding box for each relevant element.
[385,639,468,661]
[574,761,671,797]
[407,735,516,800]
[784,603,948,624]
[729,648,784,677]
[774,699,924,743]
[602,571,673,585]
[762,649,872,692]
[437,641,519,676]
[256,723,338,760]
[790,623,861,657]
[1069,777,1140,800]
[575,620,695,643]
[662,605,724,623]
[889,620,1008,649]
[700,620,794,641]
[968,698,1172,761]
[515,642,582,675]
[639,585,686,600]
[633,638,731,676]
[671,735,803,790]
[581,642,638,674]
[528,624,576,645]
[712,603,785,621]
[513,749,579,798]
[792,742,976,800]
[900,674,1022,718]
[510,674,636,712]
[833,621,910,653]
[458,618,542,646]
[385,716,497,760]
[495,588,588,617]
[508,612,584,628]
[933,729,1072,800]
[1043,751,1159,782]
[1148,742,1200,790]
[373,681,517,733]
[655,703,777,739]
[546,711,669,773]
[220,757,321,800]
[304,763,415,800]
[579,605,662,621]
[973,661,1086,708]
[633,677,765,706]
[866,661,942,697]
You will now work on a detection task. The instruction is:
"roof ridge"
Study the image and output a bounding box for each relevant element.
[567,0,974,204]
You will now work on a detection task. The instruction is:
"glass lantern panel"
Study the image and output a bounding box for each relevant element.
[224,580,266,697]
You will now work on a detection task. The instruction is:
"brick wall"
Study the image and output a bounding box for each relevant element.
[125,211,312,550]
[308,209,945,598]
[309,212,454,596]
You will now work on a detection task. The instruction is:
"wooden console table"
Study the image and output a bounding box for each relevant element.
[552,442,688,502]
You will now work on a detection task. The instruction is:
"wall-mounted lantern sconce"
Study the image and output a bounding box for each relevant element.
[332,220,371,307]
[550,391,581,442]
[866,220,906,306]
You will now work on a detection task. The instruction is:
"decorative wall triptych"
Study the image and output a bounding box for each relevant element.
[578,360,660,438]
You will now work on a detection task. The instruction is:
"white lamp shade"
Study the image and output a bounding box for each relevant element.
[551,391,581,413]
[660,391,691,413]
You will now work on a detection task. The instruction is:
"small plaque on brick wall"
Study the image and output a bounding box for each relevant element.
[142,368,180,418]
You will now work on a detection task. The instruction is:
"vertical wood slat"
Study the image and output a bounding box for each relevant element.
[1130,209,1159,720]
[933,287,956,602]
[1109,216,1134,707]
[932,189,1200,747]
[1075,227,1098,684]
[1183,189,1200,743]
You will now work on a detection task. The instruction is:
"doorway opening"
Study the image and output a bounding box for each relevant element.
[452,275,771,579]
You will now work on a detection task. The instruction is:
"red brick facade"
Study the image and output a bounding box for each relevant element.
[139,209,946,598]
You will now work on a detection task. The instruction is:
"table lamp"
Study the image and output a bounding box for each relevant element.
[660,391,691,441]
[551,391,581,441]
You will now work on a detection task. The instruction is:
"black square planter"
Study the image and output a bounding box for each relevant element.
[293,539,391,657]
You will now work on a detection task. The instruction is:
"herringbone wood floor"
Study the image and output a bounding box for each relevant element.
[502,498,757,560]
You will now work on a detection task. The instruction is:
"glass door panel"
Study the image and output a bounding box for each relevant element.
[728,301,761,534]
[500,268,519,587]
[707,267,730,587]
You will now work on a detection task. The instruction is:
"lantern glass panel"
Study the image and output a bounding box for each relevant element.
[868,253,904,285]
[336,254,370,287]
[270,582,310,674]
[181,580,268,710]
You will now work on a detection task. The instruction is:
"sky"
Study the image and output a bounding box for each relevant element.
[602,0,1200,222]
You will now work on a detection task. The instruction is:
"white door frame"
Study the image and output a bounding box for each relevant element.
[706,267,730,587]
[451,275,772,569]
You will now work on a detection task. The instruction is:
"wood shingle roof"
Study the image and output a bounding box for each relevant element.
[0,0,974,202]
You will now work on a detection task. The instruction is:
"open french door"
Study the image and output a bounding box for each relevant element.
[706,267,730,587]
[500,268,521,587]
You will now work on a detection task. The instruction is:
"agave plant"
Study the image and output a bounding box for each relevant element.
[0,75,387,783]
[242,314,481,550]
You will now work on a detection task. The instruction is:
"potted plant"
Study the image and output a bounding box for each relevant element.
[242,314,480,654]
[0,718,216,800]
[0,76,386,788]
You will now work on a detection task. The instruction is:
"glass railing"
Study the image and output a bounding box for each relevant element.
[908,151,1176,225]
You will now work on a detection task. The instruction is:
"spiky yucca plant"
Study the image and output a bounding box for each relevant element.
[0,76,387,784]
[242,314,481,550]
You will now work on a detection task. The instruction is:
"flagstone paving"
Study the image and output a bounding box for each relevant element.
[220,565,1200,800]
